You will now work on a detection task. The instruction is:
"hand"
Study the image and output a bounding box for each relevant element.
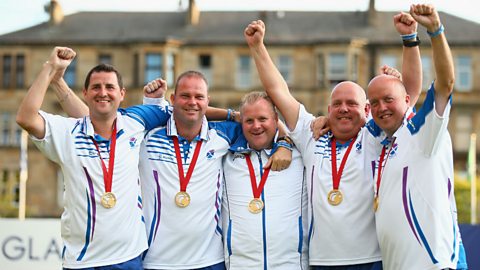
[410,4,441,33]
[144,78,167,98]
[310,116,330,141]
[264,146,292,171]
[393,12,417,35]
[380,65,402,81]
[47,47,75,77]
[244,20,265,47]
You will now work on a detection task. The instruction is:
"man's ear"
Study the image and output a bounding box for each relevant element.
[170,92,175,104]
[365,103,371,116]
[120,88,126,102]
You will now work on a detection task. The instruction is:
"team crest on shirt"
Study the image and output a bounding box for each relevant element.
[129,137,138,148]
[206,149,215,160]
[355,141,362,153]
[388,143,399,158]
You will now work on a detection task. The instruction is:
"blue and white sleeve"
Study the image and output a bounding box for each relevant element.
[121,105,171,131]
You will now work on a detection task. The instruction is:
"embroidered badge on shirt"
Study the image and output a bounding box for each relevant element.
[129,137,138,148]
[206,149,215,160]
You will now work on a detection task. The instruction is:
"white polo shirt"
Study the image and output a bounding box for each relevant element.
[31,105,170,269]
[140,115,242,269]
[222,134,308,270]
[289,105,381,266]
[366,85,465,269]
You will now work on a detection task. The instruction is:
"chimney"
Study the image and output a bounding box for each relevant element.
[47,0,64,25]
[187,0,200,26]
[367,0,378,27]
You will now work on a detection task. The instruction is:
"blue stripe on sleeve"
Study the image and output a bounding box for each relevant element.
[208,121,242,145]
[121,105,171,131]
[407,83,452,135]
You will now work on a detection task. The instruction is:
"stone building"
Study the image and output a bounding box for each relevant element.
[0,0,479,216]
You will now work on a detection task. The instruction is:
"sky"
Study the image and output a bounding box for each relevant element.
[0,0,479,35]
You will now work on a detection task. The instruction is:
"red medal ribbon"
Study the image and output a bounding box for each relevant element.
[245,154,271,199]
[91,120,117,193]
[173,137,203,192]
[375,138,396,198]
[331,136,357,190]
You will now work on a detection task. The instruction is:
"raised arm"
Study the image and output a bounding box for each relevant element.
[394,12,422,106]
[16,47,76,139]
[245,20,300,131]
[410,4,454,115]
[50,76,89,118]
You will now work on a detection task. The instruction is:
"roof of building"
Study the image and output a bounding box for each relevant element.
[1,10,479,46]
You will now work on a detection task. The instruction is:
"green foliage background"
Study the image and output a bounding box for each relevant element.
[455,175,480,224]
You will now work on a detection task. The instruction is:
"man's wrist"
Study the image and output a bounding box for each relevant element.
[277,135,293,145]
[401,32,420,47]
[427,24,444,38]
[226,108,237,121]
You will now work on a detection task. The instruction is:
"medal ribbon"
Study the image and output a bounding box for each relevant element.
[173,137,203,192]
[375,138,396,198]
[245,154,271,199]
[91,120,117,194]
[331,136,357,191]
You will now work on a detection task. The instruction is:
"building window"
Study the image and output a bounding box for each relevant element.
[144,53,163,85]
[0,112,21,147]
[379,54,397,70]
[13,124,21,146]
[15,55,25,88]
[1,113,9,145]
[198,54,212,85]
[166,53,175,87]
[277,55,293,84]
[2,55,12,88]
[328,53,347,87]
[454,113,472,152]
[98,54,112,65]
[0,169,20,209]
[236,55,251,89]
[421,56,433,90]
[64,57,77,87]
[455,56,472,92]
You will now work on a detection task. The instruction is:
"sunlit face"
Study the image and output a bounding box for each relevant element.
[170,75,209,127]
[367,75,410,137]
[82,71,125,119]
[327,81,369,141]
[241,99,278,151]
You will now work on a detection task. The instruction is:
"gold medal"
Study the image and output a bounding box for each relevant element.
[248,198,264,214]
[100,192,117,208]
[327,189,343,206]
[373,196,379,212]
[175,191,191,208]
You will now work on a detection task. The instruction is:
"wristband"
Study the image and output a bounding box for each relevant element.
[276,141,293,152]
[401,32,417,41]
[226,109,232,121]
[427,24,444,38]
[277,135,293,145]
[226,108,237,121]
[403,36,420,47]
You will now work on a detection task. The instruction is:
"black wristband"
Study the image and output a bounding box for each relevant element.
[277,136,293,145]
[403,36,421,47]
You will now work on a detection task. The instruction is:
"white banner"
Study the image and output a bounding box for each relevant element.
[0,218,62,270]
